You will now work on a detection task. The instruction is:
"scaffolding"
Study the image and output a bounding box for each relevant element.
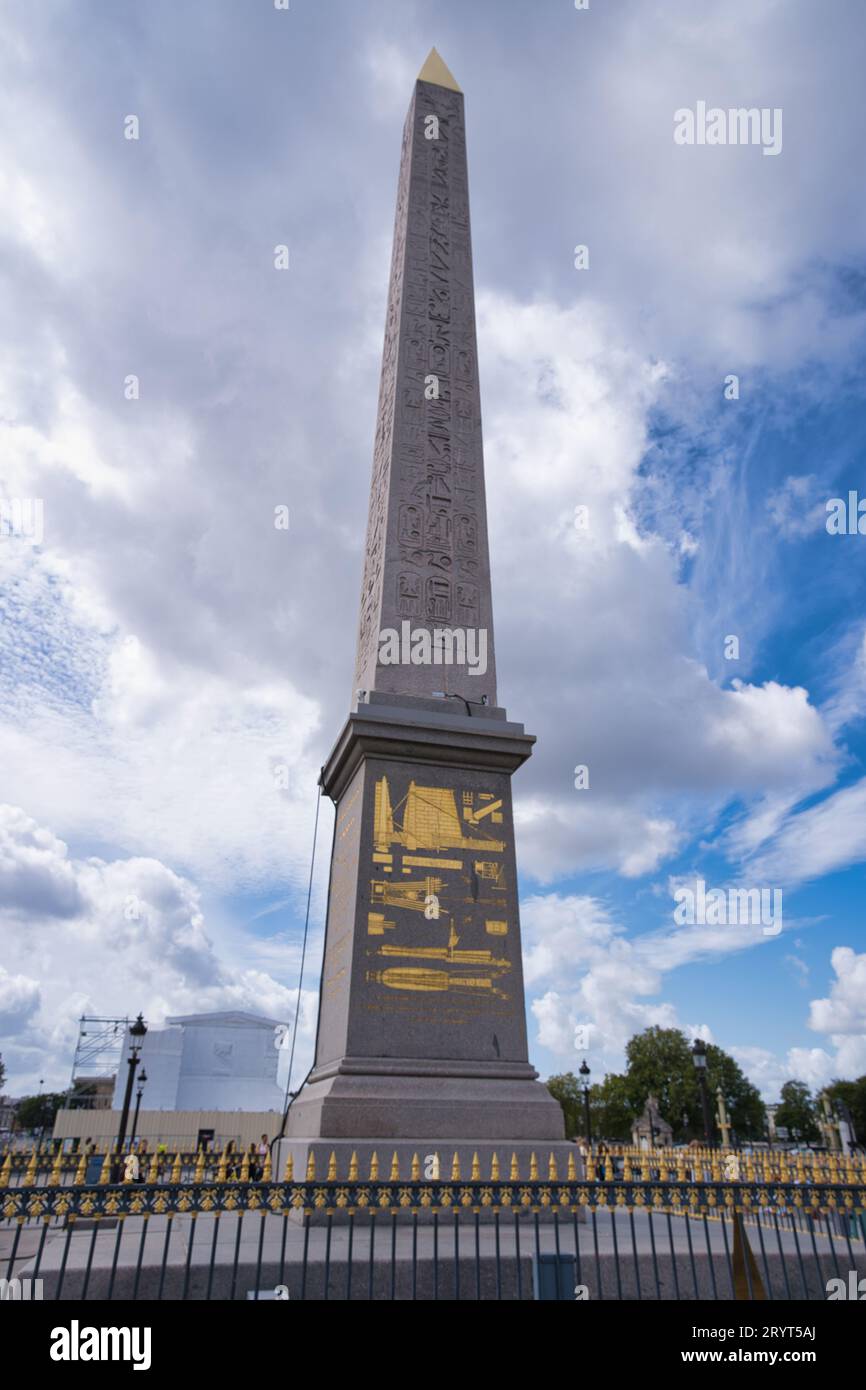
[70,1015,129,1087]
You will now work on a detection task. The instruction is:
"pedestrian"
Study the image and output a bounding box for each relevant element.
[257,1133,269,1177]
[123,1149,140,1184]
[248,1141,259,1181]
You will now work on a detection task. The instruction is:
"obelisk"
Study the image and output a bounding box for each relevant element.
[284,51,565,1154]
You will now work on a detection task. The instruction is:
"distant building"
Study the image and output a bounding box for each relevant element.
[632,1094,674,1149]
[65,1076,116,1111]
[0,1096,18,1135]
[112,1011,286,1112]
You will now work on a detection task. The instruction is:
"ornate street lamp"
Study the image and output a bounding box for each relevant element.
[131,1067,148,1146]
[114,1014,147,1181]
[579,1059,592,1147]
[692,1038,713,1145]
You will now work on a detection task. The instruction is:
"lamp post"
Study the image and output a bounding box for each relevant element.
[37,1077,46,1147]
[131,1068,148,1146]
[716,1086,732,1147]
[579,1059,592,1147]
[114,1014,147,1181]
[820,1092,841,1153]
[692,1038,713,1145]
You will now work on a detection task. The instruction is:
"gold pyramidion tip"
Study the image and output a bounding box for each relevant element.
[417,47,461,93]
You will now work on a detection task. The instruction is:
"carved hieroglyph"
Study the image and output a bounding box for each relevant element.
[353,56,498,706]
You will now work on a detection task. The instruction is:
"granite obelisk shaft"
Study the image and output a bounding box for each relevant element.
[354,62,497,705]
[286,54,564,1145]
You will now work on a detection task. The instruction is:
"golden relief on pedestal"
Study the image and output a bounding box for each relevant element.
[366,774,513,1007]
[374,776,504,854]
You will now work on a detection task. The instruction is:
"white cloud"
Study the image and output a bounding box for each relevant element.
[0,545,325,891]
[523,893,691,1070]
[478,292,839,881]
[766,475,826,541]
[0,805,317,1092]
[0,966,41,1033]
[808,947,866,1038]
[747,780,866,885]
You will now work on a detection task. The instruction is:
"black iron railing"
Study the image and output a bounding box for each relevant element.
[2,1178,864,1301]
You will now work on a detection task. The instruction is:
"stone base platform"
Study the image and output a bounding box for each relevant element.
[283,1064,567,1143]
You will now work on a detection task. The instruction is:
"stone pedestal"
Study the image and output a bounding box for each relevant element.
[286,694,565,1144]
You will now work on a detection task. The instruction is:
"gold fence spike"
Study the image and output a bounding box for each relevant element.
[48,1151,63,1187]
[529,1152,539,1181]
[348,1150,359,1181]
[171,1152,183,1183]
[305,1151,316,1182]
[283,1151,294,1182]
[471,1151,481,1180]
[99,1149,113,1184]
[567,1152,577,1181]
[548,1152,558,1181]
[390,1151,400,1181]
[146,1153,158,1183]
[217,1149,228,1182]
[411,1152,421,1181]
[0,1153,12,1188]
[24,1150,37,1183]
[510,1152,519,1181]
[451,1152,461,1181]
[73,1152,87,1185]
[262,1150,272,1181]
[328,1150,338,1181]
[491,1152,500,1181]
[369,1151,379,1181]
[194,1150,206,1182]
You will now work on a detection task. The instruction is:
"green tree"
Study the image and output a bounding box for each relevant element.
[825,1076,866,1146]
[551,1027,770,1145]
[15,1093,66,1136]
[775,1081,820,1143]
[546,1073,583,1139]
[624,1027,698,1137]
[591,1073,635,1141]
[624,1027,766,1142]
[703,1044,766,1141]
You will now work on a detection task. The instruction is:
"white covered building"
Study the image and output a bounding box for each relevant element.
[112,1010,286,1112]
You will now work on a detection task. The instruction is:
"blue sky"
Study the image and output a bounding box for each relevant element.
[0,0,864,1104]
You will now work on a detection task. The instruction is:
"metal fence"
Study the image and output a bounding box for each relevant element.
[5,1143,864,1189]
[3,1176,864,1301]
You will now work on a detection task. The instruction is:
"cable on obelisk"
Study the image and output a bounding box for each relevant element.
[276,774,323,1141]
